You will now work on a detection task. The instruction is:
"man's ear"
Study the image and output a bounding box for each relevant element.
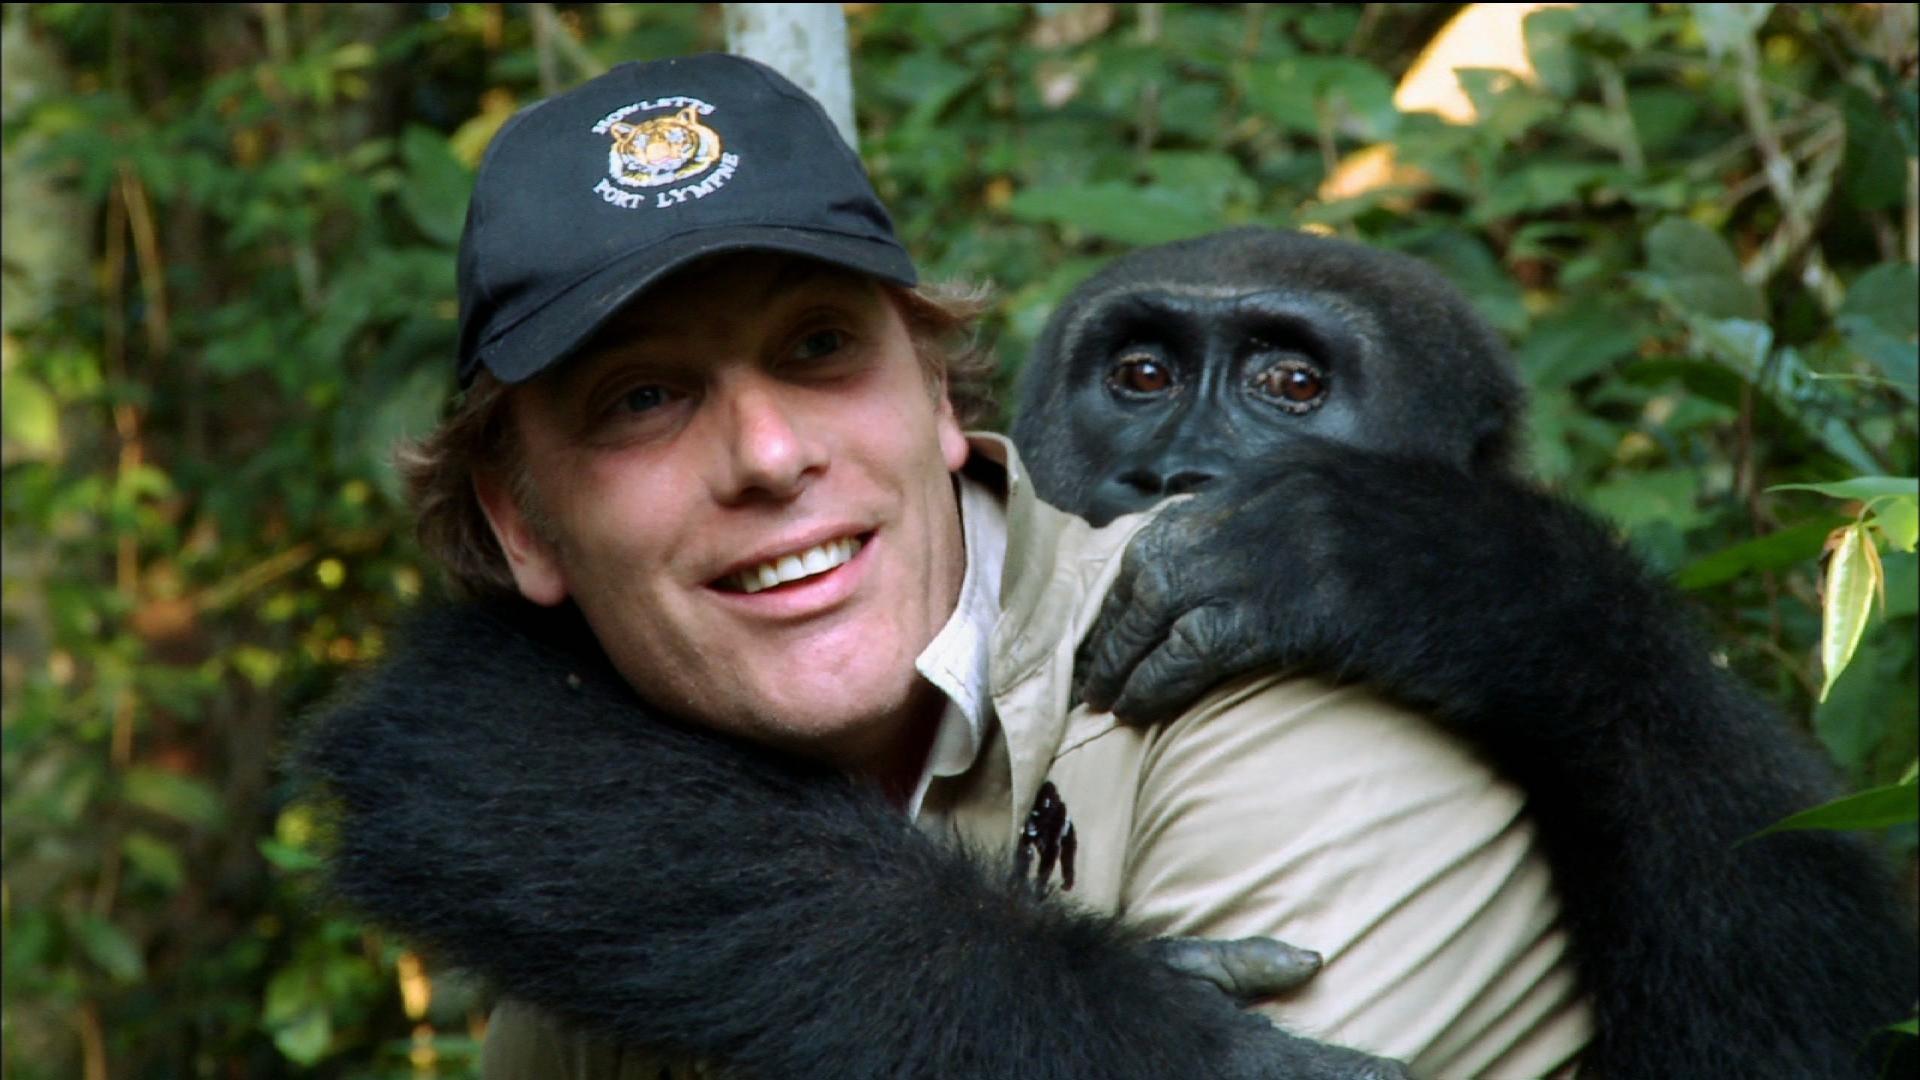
[472,470,569,606]
[935,385,969,473]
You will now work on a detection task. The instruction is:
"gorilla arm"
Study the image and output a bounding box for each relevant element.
[298,597,1404,1080]
[1074,441,1919,1079]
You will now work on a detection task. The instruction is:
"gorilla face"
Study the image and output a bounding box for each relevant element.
[1012,227,1525,525]
[1046,286,1375,525]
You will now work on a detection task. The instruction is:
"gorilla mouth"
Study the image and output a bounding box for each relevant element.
[714,533,869,595]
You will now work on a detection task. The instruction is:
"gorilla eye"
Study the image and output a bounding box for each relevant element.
[1251,358,1328,414]
[1108,354,1174,397]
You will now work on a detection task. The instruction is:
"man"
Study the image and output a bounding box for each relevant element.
[314,54,1592,1078]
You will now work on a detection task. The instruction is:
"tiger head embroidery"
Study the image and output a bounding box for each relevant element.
[606,105,722,189]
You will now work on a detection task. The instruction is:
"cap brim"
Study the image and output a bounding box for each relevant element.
[471,225,919,385]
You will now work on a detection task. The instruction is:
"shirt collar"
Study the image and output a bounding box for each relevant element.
[906,468,1008,817]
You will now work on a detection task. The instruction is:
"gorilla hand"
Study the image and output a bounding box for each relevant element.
[1072,437,1587,732]
[1147,937,1414,1078]
[1074,440,1367,725]
[1149,935,1323,1002]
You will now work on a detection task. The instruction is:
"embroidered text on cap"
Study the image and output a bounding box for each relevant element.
[590,96,741,210]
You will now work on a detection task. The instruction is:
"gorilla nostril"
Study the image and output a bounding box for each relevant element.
[1117,469,1165,496]
[1164,471,1215,495]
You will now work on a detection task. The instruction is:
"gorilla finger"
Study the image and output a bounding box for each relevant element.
[1075,578,1180,713]
[1109,609,1253,724]
[1146,936,1323,999]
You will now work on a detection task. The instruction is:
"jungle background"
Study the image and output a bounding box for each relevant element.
[2,3,1916,1077]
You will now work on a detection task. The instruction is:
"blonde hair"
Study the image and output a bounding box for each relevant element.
[397,279,999,597]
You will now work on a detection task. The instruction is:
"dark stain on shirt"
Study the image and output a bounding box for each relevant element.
[1016,780,1077,892]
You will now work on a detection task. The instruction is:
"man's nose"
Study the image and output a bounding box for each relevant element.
[714,376,826,502]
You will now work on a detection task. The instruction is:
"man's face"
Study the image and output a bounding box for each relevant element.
[478,254,971,772]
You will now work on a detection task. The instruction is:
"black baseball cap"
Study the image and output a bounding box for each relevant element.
[455,53,918,386]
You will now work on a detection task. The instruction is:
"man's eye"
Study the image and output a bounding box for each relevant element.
[794,329,844,361]
[618,385,671,414]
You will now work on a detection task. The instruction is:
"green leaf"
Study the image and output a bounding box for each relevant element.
[1771,477,1920,502]
[269,1004,332,1066]
[1691,315,1772,371]
[1841,85,1909,211]
[122,831,186,892]
[1840,263,1920,337]
[1874,498,1919,553]
[1685,334,1881,474]
[1628,88,1705,156]
[1890,1016,1918,1037]
[1517,304,1644,390]
[1756,780,1919,836]
[1837,263,1919,399]
[1674,518,1844,590]
[122,767,226,829]
[1692,4,1772,59]
[1585,467,1715,535]
[258,838,325,873]
[0,369,61,460]
[1520,7,1582,99]
[1815,625,1917,772]
[1397,232,1529,337]
[1819,523,1880,701]
[1005,182,1226,246]
[1868,549,1912,615]
[262,962,347,1063]
[1143,152,1256,212]
[73,914,145,983]
[398,125,470,247]
[1242,56,1398,141]
[201,320,279,377]
[1454,69,1559,144]
[1581,3,1661,51]
[1286,5,1353,48]
[1838,315,1920,401]
[1475,162,1626,223]
[1641,219,1765,321]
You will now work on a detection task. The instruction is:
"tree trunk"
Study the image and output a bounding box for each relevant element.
[721,3,857,150]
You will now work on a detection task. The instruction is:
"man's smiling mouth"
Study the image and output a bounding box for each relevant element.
[717,535,867,594]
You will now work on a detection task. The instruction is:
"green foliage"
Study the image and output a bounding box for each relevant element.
[2,3,1914,1077]
[1756,776,1920,837]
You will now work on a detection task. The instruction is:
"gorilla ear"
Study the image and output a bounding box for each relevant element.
[473,470,570,607]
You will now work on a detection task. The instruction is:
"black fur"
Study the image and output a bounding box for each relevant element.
[1033,227,1919,1079]
[296,598,1404,1080]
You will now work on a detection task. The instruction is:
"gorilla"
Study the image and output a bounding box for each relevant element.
[1017,227,1918,1079]
[299,228,1914,1079]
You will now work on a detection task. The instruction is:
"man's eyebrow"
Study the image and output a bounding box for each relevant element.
[757,259,869,306]
[548,260,873,394]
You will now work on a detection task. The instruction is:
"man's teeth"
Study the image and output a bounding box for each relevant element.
[730,537,862,594]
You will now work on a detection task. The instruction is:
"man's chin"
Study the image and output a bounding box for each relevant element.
[728,683,917,771]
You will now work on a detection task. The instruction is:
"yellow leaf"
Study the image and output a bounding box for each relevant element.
[1819,523,1880,701]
